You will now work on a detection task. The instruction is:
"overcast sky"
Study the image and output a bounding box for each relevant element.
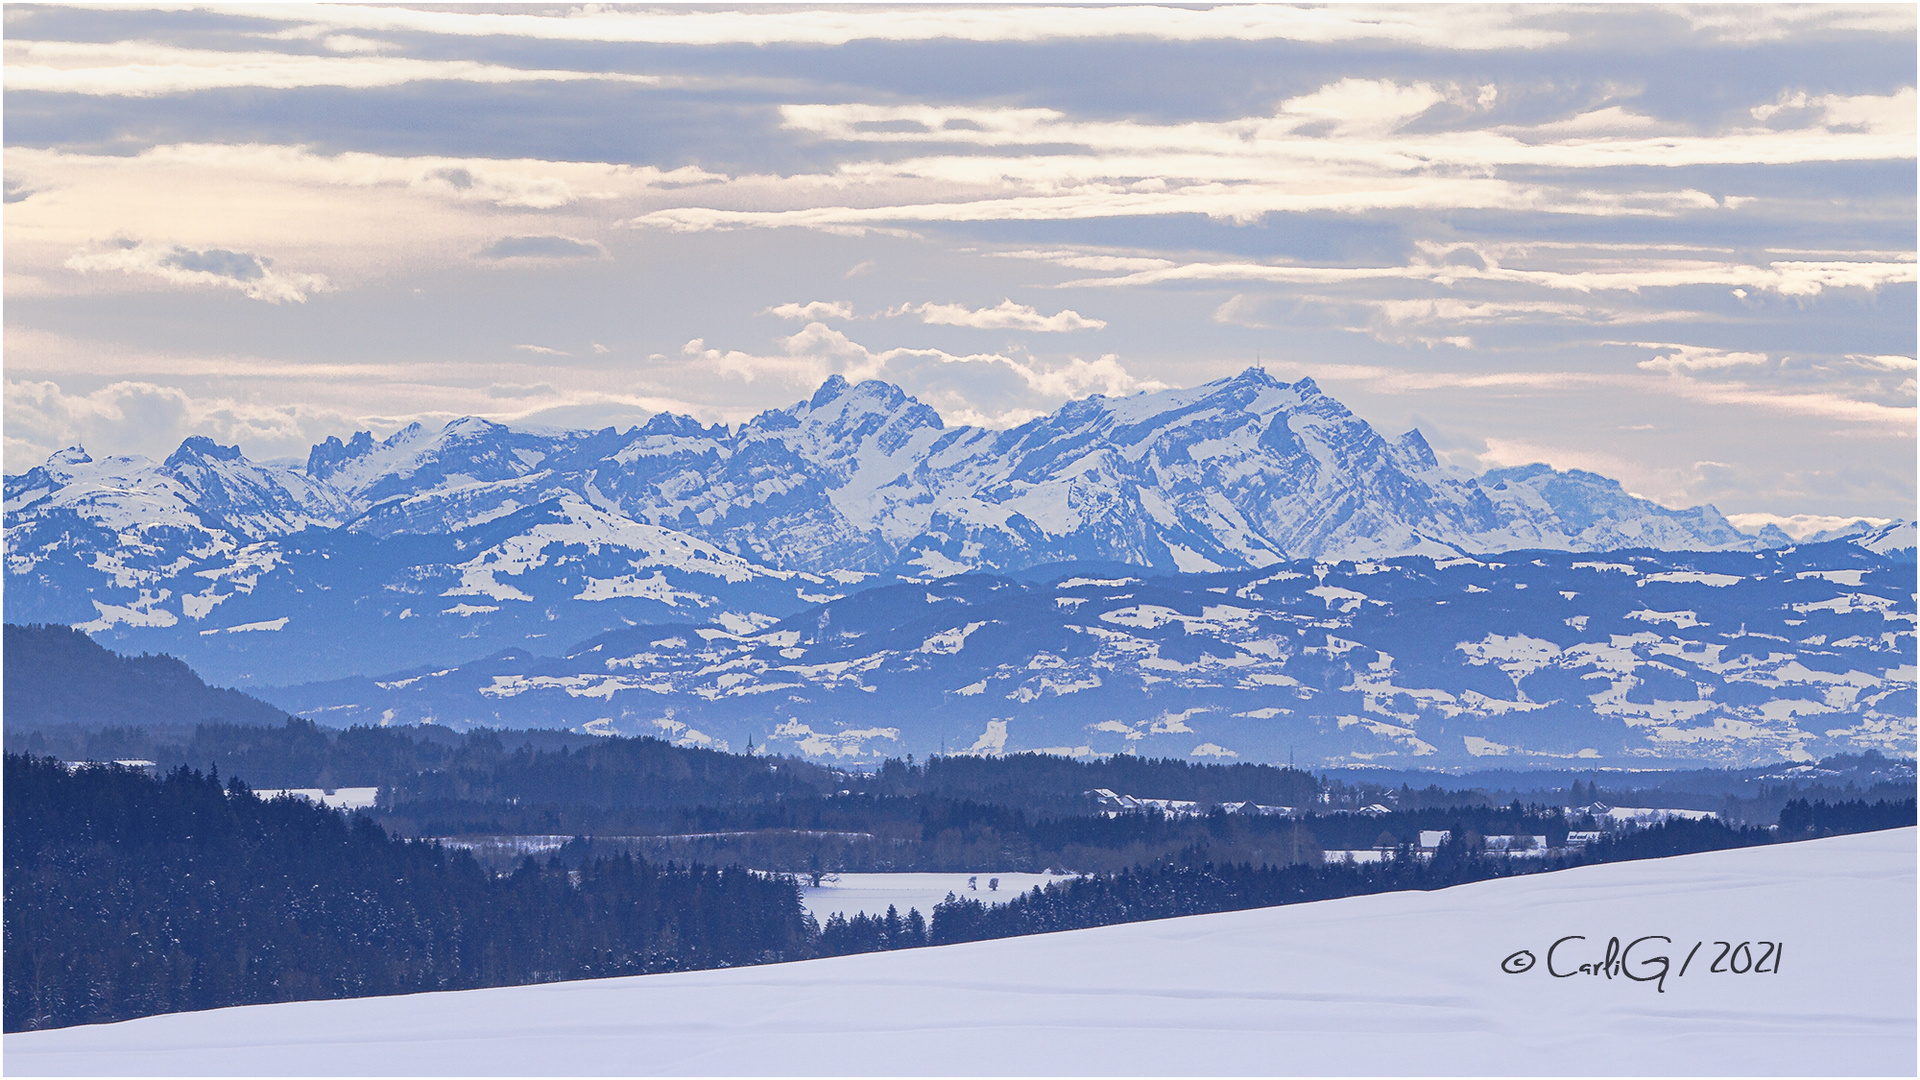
[4,3,1914,532]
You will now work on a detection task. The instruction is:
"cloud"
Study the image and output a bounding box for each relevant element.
[413,165,579,210]
[6,142,719,223]
[1683,5,1915,44]
[780,85,1915,162]
[1843,354,1919,371]
[64,239,332,303]
[479,235,608,260]
[1253,357,1914,434]
[1,39,661,96]
[1723,512,1895,539]
[1212,294,1271,329]
[1275,77,1453,133]
[1631,343,1773,374]
[892,300,1105,332]
[0,327,727,470]
[628,84,1915,235]
[513,344,569,356]
[1475,437,1666,497]
[763,300,855,321]
[679,324,1162,426]
[4,377,344,471]
[4,143,728,298]
[764,299,1105,333]
[1039,248,1915,298]
[204,6,1574,50]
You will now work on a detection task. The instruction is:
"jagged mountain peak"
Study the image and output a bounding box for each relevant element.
[165,436,245,469]
[442,415,507,440]
[306,430,376,480]
[790,375,941,427]
[1392,429,1439,470]
[1229,365,1287,391]
[638,411,725,439]
[809,372,852,408]
[1485,462,1619,490]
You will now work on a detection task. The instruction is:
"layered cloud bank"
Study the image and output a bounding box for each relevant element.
[3,4,1913,525]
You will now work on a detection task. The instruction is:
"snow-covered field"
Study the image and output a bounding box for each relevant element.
[800,871,1070,920]
[9,830,1913,1076]
[250,787,379,811]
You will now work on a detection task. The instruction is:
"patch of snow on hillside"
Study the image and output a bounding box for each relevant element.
[199,617,289,635]
[1626,608,1703,628]
[77,591,178,631]
[921,622,986,655]
[1100,604,1185,629]
[574,570,708,606]
[443,603,498,617]
[1307,584,1366,611]
[1641,571,1742,587]
[1058,577,1135,589]
[180,591,231,619]
[772,720,899,759]
[652,718,726,750]
[1793,592,1904,619]
[1455,634,1562,682]
[1462,735,1511,756]
[959,720,1009,756]
[1798,568,1870,586]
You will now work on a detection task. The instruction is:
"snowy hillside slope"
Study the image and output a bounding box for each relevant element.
[269,541,1917,768]
[9,829,1911,1076]
[9,371,1909,688]
[18,494,844,688]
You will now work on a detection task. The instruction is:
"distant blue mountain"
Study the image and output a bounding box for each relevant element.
[262,541,1916,770]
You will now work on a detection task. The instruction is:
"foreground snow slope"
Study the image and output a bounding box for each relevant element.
[9,830,1913,1076]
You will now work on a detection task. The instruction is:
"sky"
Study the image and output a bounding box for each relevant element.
[4,3,1914,532]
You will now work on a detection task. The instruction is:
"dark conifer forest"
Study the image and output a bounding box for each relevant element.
[6,742,1912,1033]
[4,755,811,1033]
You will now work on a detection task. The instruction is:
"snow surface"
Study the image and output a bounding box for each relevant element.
[799,872,1070,921]
[8,830,1912,1076]
[249,787,380,811]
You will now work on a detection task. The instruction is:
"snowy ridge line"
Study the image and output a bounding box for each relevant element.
[11,372,1908,643]
[6,829,1911,1076]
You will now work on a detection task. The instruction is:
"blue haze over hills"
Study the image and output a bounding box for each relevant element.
[5,371,1912,768]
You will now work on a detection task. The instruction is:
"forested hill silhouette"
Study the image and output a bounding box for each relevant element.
[4,623,287,734]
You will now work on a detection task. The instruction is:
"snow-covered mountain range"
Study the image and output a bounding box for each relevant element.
[269,542,1916,769]
[6,369,1913,764]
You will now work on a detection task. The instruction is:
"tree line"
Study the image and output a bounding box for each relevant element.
[7,753,1912,1034]
[4,755,811,1033]
[922,804,1915,948]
